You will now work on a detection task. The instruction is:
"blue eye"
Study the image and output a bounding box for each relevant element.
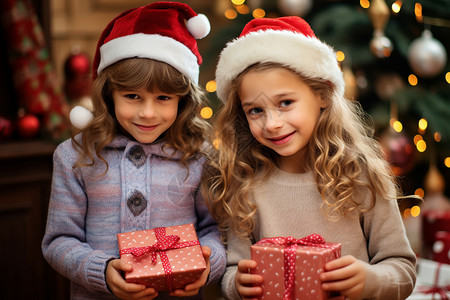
[248,107,263,115]
[280,100,293,107]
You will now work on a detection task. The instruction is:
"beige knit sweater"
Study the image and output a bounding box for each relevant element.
[221,168,416,300]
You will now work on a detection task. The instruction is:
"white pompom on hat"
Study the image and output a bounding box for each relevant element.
[215,16,344,102]
[70,1,210,129]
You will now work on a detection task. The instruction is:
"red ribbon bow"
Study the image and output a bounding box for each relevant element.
[120,227,200,291]
[258,234,338,300]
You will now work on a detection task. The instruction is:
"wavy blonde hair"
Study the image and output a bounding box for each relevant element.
[202,62,399,241]
[72,58,210,171]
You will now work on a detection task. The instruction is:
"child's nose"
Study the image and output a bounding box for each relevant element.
[139,100,157,118]
[264,110,283,131]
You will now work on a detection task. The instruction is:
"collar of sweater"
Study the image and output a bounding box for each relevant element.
[106,134,184,160]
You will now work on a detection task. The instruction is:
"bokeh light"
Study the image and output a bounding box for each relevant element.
[252,8,265,18]
[408,74,418,86]
[200,107,213,119]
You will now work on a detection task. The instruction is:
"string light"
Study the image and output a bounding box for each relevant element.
[403,208,411,218]
[408,74,418,86]
[205,80,217,93]
[434,132,441,142]
[225,8,238,19]
[416,139,426,152]
[360,0,370,9]
[252,8,265,18]
[415,188,425,198]
[413,134,423,145]
[235,4,250,14]
[391,0,402,14]
[410,205,420,217]
[336,51,345,62]
[418,118,427,131]
[200,107,213,119]
[445,157,450,168]
[392,120,403,132]
[446,72,450,84]
[415,3,423,22]
[231,0,245,5]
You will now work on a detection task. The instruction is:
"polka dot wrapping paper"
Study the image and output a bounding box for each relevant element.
[117,223,206,291]
[250,234,341,300]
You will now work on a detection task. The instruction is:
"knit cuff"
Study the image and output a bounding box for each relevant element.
[84,251,117,294]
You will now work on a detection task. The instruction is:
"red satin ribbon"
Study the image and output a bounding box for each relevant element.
[120,227,200,291]
[416,262,450,300]
[257,234,339,300]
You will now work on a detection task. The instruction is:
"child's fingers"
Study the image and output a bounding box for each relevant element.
[178,246,212,294]
[170,288,201,297]
[201,245,212,259]
[132,288,159,300]
[237,259,258,272]
[236,285,263,299]
[109,258,133,273]
[237,272,263,286]
[324,255,356,271]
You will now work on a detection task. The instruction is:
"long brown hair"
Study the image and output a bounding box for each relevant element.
[72,58,210,172]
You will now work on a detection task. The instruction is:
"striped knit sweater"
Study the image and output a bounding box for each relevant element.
[42,135,226,299]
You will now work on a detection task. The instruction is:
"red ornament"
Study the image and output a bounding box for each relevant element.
[64,52,92,101]
[0,116,14,142]
[64,52,91,78]
[380,129,415,176]
[17,114,40,139]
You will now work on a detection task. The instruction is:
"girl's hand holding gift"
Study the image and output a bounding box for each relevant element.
[106,258,158,300]
[169,246,211,298]
[320,255,367,300]
[235,259,263,300]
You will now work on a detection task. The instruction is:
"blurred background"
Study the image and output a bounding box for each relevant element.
[0,0,449,299]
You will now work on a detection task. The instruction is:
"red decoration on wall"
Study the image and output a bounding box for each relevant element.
[17,113,40,139]
[0,0,69,140]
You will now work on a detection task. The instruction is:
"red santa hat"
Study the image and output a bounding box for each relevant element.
[215,16,344,102]
[71,1,210,129]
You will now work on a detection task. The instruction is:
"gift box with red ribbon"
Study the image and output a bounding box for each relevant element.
[406,258,450,300]
[117,223,206,291]
[250,234,341,300]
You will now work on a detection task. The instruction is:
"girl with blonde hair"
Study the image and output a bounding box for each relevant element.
[203,16,416,300]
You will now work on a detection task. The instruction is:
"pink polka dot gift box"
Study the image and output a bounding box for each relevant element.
[251,234,341,299]
[117,223,206,291]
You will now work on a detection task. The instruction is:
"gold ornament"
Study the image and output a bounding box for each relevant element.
[368,0,390,31]
[425,164,445,195]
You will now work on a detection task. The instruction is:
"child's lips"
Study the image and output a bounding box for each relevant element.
[136,124,158,131]
[268,132,294,145]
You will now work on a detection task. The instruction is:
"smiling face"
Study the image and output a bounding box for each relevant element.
[113,88,180,144]
[238,67,325,173]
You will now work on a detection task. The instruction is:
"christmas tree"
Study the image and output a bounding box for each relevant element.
[201,0,450,213]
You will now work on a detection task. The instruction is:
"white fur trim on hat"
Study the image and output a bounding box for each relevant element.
[98,33,200,83]
[187,14,210,39]
[215,30,345,102]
